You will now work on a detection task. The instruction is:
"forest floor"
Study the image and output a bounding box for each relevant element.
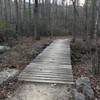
[71,38,100,99]
[4,37,73,100]
[0,36,52,99]
[1,36,100,99]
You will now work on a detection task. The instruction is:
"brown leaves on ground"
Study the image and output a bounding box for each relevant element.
[0,79,19,99]
[72,65,89,79]
[90,75,100,99]
[71,39,100,99]
[0,36,51,70]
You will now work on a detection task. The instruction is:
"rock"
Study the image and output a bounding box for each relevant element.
[73,89,85,100]
[76,77,94,100]
[83,85,94,100]
[0,68,19,85]
[76,77,91,87]
[0,46,10,53]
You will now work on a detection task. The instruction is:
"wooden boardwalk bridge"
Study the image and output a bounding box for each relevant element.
[18,39,73,84]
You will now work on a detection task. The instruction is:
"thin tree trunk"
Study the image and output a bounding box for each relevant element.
[4,0,8,22]
[34,0,40,40]
[90,0,96,39]
[71,0,79,42]
[19,0,23,32]
[14,0,19,33]
[0,0,3,20]
[8,0,12,23]
[28,0,32,33]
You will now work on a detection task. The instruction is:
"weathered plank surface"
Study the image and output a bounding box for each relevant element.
[18,39,73,84]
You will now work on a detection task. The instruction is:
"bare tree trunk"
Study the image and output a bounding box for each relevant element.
[4,0,8,22]
[19,0,23,32]
[92,2,99,74]
[90,0,99,74]
[29,0,31,19]
[23,0,26,33]
[83,0,88,41]
[0,0,3,20]
[90,0,96,39]
[34,0,40,40]
[28,0,32,33]
[14,0,19,33]
[8,0,12,23]
[71,0,79,42]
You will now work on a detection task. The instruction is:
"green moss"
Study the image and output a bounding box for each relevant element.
[0,20,10,30]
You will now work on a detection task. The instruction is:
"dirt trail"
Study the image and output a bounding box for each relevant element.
[6,82,73,100]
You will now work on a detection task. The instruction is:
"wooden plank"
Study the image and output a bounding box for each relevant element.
[19,72,73,77]
[27,63,72,68]
[19,78,74,84]
[19,77,73,83]
[19,74,73,80]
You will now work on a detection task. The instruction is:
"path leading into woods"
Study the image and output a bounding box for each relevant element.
[6,39,74,100]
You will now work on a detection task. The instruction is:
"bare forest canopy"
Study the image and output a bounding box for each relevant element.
[0,0,100,39]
